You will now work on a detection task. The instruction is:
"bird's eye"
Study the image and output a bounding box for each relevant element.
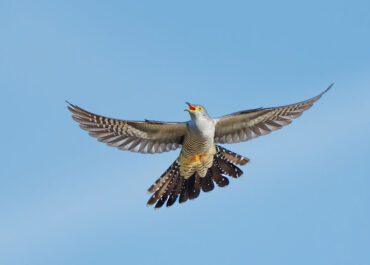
[198,106,203,111]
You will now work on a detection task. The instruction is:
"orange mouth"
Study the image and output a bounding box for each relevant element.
[186,102,196,112]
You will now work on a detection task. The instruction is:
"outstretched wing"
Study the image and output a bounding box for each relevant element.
[67,103,187,153]
[214,84,333,144]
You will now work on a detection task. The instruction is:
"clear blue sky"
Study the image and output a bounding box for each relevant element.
[1,1,369,264]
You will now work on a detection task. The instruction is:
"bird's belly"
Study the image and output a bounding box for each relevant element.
[179,135,216,178]
[182,135,214,157]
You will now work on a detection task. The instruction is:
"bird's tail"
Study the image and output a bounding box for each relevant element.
[147,145,250,209]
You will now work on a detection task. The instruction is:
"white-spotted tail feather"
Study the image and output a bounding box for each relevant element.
[147,145,250,208]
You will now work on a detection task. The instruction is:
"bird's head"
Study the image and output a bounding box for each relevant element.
[185,102,209,120]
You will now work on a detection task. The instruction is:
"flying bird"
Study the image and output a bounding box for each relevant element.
[67,84,332,209]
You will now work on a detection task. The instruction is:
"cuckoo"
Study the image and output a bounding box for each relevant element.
[67,84,332,209]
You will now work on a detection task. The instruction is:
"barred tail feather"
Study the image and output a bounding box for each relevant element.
[147,161,179,193]
[147,145,250,209]
[154,170,179,208]
[147,160,179,207]
[200,170,214,192]
[189,174,201,200]
[211,160,229,187]
[166,174,183,207]
[216,155,243,179]
[179,177,189,203]
[216,145,250,165]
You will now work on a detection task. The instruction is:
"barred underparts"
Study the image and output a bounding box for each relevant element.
[67,84,332,209]
[147,145,249,208]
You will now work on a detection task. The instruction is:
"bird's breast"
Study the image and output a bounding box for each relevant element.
[189,117,215,138]
[181,118,215,158]
[181,133,214,158]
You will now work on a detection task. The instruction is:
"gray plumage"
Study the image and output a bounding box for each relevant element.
[67,84,333,208]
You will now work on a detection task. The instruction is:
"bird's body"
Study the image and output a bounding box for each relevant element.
[67,84,333,209]
[180,111,216,178]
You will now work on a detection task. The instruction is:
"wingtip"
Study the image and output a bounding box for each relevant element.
[323,83,334,94]
[314,83,334,100]
[65,100,76,110]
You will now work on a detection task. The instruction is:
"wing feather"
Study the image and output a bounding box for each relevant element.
[214,84,333,144]
[67,103,187,154]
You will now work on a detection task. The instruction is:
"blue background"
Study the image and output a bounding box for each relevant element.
[1,1,369,264]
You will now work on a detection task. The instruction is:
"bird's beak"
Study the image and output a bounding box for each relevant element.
[185,102,196,112]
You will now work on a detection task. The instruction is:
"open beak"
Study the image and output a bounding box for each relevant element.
[185,102,196,112]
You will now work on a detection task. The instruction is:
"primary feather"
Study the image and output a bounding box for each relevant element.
[67,84,332,208]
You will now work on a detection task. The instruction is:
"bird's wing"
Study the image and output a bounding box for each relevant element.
[214,84,333,144]
[67,103,187,153]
